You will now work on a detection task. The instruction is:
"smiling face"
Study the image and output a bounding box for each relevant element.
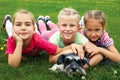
[85,19,103,42]
[58,15,79,43]
[13,13,35,41]
[84,10,106,42]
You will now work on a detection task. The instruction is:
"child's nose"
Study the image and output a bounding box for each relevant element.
[66,26,71,30]
[91,32,96,36]
[21,25,26,30]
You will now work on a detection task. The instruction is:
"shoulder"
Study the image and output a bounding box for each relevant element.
[101,31,113,40]
[33,33,42,40]
[75,32,88,45]
[7,36,15,43]
[49,31,61,40]
[76,32,88,39]
[51,31,60,36]
[33,33,42,37]
[100,31,114,47]
[49,31,62,46]
[5,36,16,54]
[76,32,85,36]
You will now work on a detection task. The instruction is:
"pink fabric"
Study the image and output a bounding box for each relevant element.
[100,31,113,47]
[5,33,57,56]
[38,21,58,40]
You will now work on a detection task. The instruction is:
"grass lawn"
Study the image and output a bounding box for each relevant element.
[0,0,120,80]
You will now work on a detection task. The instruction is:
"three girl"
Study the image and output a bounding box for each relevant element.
[3,9,120,68]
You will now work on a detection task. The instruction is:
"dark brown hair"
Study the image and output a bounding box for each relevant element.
[84,10,106,28]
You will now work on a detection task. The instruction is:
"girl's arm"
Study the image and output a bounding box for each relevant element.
[49,49,73,63]
[49,44,84,63]
[98,45,120,62]
[8,41,23,68]
[55,44,84,57]
[8,28,23,68]
[85,42,120,62]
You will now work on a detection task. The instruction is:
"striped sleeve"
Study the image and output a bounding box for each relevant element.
[101,31,114,47]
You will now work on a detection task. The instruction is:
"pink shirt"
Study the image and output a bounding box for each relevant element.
[5,33,57,56]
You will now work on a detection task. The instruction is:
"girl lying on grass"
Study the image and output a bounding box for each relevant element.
[80,10,120,66]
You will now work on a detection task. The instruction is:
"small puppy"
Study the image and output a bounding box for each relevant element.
[49,52,90,77]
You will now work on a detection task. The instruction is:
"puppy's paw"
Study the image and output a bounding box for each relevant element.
[48,64,58,72]
[48,64,64,72]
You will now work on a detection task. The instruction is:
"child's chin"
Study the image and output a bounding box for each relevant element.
[64,37,72,40]
[20,36,29,40]
[91,39,98,42]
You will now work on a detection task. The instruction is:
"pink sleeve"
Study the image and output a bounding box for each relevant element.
[5,37,16,54]
[34,33,57,55]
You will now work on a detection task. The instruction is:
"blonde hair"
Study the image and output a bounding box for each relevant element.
[58,8,80,22]
[84,10,106,28]
[12,9,35,25]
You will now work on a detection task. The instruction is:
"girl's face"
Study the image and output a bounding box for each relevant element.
[58,15,79,42]
[13,13,35,40]
[85,19,104,42]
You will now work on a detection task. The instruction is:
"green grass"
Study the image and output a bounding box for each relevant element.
[0,0,120,80]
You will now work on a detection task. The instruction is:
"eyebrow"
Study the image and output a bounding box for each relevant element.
[15,22,21,24]
[15,21,31,23]
[25,22,31,23]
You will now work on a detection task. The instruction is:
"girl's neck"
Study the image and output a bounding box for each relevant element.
[64,39,75,46]
[23,37,32,48]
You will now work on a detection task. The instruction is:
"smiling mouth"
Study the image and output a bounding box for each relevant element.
[64,32,72,35]
[19,33,28,35]
[90,37,98,41]
[91,37,96,39]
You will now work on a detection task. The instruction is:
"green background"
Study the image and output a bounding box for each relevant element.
[0,0,120,80]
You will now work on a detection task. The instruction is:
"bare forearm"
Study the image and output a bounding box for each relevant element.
[8,42,23,67]
[49,49,74,63]
[55,45,71,55]
[49,54,61,63]
[99,47,120,62]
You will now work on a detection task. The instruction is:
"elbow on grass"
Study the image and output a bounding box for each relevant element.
[8,60,19,68]
[116,58,120,63]
[49,56,56,63]
[49,57,54,63]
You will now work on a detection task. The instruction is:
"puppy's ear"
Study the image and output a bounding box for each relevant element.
[82,57,90,67]
[57,54,65,65]
[77,60,84,67]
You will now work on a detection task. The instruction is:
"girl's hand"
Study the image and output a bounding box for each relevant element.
[12,28,23,43]
[70,44,84,59]
[85,45,100,57]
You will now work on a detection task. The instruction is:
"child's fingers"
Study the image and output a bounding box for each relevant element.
[80,52,84,59]
[76,46,84,59]
[70,44,77,54]
[77,44,84,59]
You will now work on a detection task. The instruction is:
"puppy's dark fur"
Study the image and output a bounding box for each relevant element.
[57,52,90,77]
